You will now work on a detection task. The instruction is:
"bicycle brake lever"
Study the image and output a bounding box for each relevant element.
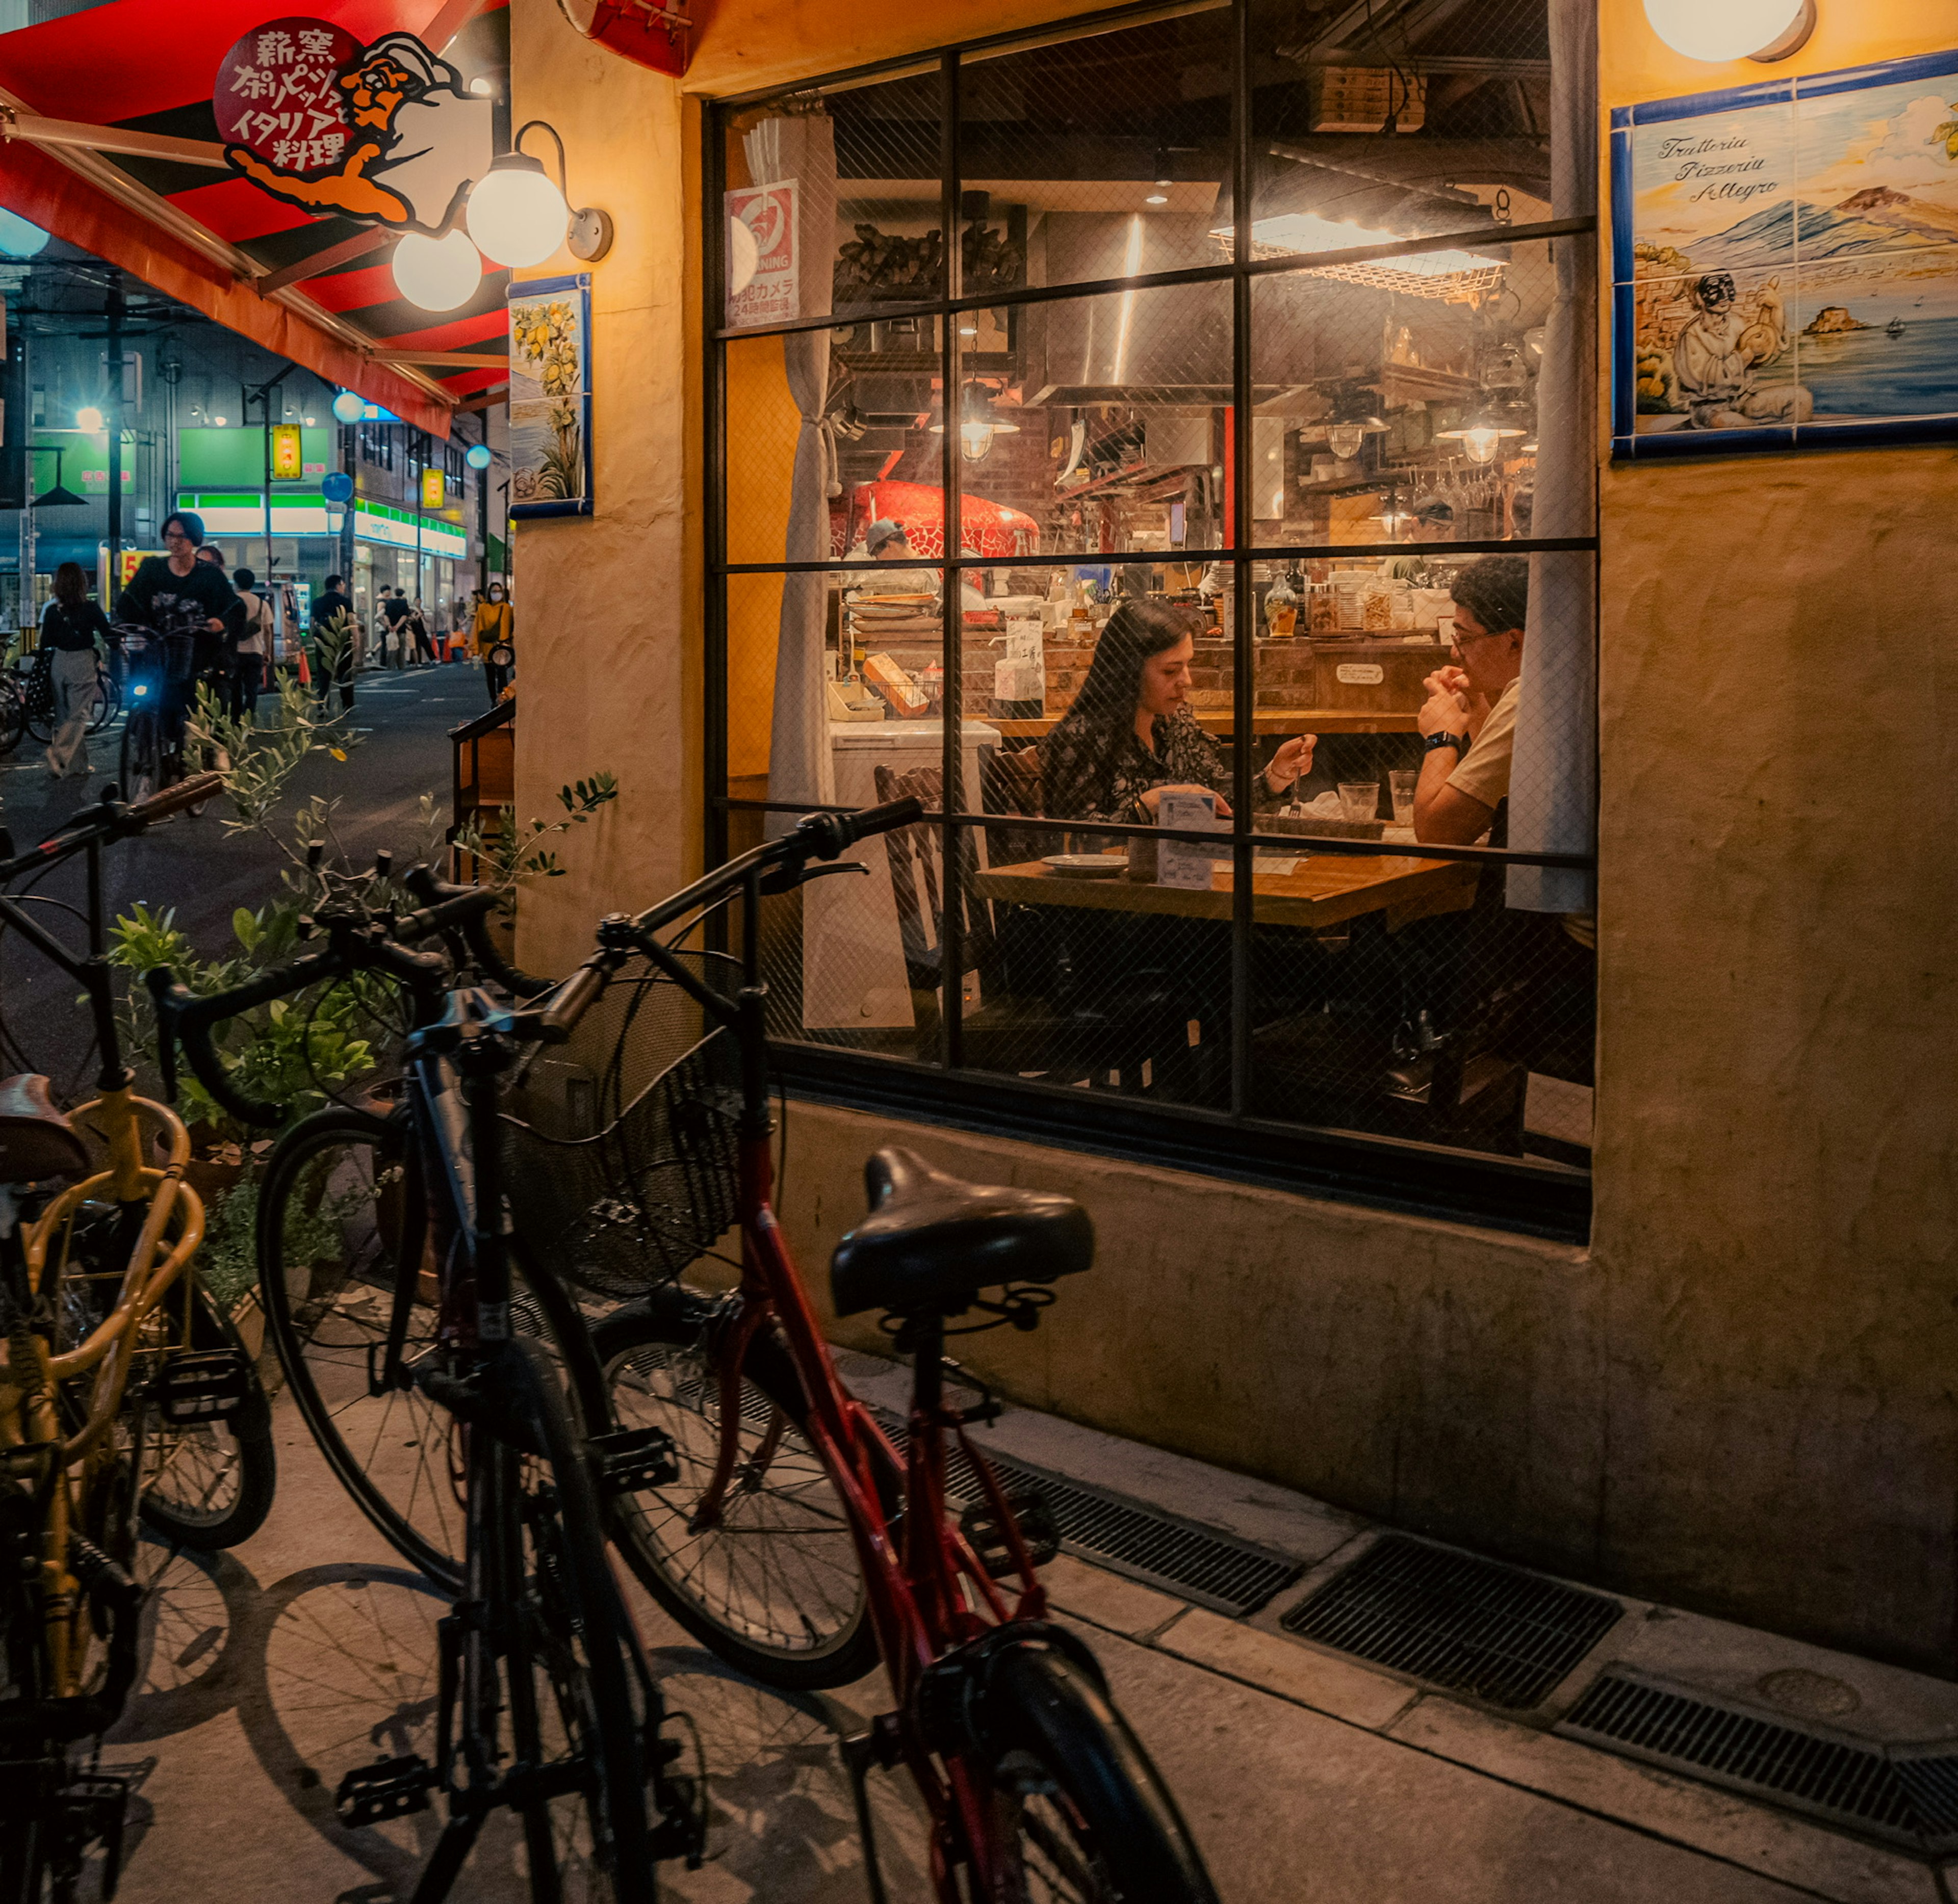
[758,859,868,897]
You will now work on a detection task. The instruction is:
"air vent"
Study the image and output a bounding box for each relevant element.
[868,1406,1301,1616]
[1562,1672,1958,1853]
[1280,1533,1622,1709]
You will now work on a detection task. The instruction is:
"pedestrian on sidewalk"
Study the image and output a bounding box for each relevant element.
[229,565,273,721]
[472,581,513,702]
[407,595,435,666]
[310,572,357,714]
[41,561,109,779]
[381,586,413,670]
[194,544,238,715]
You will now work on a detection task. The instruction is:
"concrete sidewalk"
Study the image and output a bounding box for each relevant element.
[89,1363,1947,1904]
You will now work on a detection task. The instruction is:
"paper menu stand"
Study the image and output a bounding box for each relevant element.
[1156,790,1225,890]
[993,619,1045,706]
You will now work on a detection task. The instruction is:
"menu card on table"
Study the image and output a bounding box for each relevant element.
[1156,791,1227,890]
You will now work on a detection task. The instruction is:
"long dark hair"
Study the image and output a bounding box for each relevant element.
[1043,598,1199,818]
[51,560,88,608]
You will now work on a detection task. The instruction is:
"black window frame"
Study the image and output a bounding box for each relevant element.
[702,0,1598,1244]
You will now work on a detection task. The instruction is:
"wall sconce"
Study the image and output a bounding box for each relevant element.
[468,120,612,268]
[393,229,483,312]
[1643,0,1816,62]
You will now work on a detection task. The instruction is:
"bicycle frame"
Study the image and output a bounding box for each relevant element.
[614,875,1055,1898]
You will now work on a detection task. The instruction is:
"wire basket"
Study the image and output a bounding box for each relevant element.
[502,949,742,1298]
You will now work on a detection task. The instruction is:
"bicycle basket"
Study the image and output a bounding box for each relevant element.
[502,948,742,1297]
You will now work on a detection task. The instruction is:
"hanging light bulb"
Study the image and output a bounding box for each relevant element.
[331,390,366,425]
[931,387,1021,463]
[1460,423,1503,464]
[1642,0,1815,62]
[467,152,569,267]
[394,230,482,312]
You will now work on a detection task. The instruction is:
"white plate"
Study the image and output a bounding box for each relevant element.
[1042,853,1125,878]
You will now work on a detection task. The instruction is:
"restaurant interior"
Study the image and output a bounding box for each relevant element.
[716,0,1595,1174]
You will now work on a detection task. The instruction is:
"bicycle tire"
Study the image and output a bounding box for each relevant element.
[964,1637,1219,1904]
[501,1335,658,1904]
[258,1107,607,1595]
[590,1295,882,1691]
[136,1283,277,1551]
[0,683,24,757]
[117,710,161,806]
[0,1483,55,1904]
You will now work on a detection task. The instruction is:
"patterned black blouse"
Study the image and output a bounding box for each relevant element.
[1041,704,1287,822]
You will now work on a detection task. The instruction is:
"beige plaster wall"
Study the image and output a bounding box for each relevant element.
[508,4,704,979]
[512,0,1958,1670]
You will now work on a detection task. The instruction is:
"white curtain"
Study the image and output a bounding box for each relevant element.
[746,113,839,820]
[1506,0,1596,915]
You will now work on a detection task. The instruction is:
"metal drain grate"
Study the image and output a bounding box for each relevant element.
[867,1406,1302,1616]
[1280,1534,1622,1709]
[1561,1672,1958,1852]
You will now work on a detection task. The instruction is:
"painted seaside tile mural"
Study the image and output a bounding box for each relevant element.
[1612,50,1958,458]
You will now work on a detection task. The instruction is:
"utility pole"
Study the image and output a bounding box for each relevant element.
[243,365,288,581]
[105,279,123,578]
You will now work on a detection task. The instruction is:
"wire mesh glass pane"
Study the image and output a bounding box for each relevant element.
[724,68,943,333]
[958,6,1234,295]
[1250,0,1555,241]
[1248,237,1574,550]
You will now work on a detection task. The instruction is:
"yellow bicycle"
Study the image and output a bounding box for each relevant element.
[1,774,274,1901]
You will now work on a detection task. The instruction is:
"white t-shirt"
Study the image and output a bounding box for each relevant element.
[236,591,274,660]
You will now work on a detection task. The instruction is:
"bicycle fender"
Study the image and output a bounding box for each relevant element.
[911,1619,1111,1760]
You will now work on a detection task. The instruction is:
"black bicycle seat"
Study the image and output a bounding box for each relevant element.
[830,1147,1093,1318]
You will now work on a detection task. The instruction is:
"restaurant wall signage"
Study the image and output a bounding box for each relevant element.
[1613,48,1958,459]
[214,19,493,237]
[508,274,594,520]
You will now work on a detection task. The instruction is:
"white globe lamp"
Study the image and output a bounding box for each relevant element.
[466,442,493,471]
[331,389,365,425]
[1643,0,1816,62]
[466,153,569,267]
[393,230,482,312]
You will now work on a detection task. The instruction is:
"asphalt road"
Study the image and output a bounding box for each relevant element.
[0,659,500,1097]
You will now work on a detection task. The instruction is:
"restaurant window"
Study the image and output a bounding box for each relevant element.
[706,0,1597,1235]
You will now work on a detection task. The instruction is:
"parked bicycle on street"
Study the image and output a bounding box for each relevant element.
[0,773,275,1903]
[149,865,705,1904]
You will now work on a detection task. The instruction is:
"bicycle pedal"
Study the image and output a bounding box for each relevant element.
[335,1754,437,1828]
[958,1489,1061,1578]
[157,1349,251,1423]
[589,1425,679,1493]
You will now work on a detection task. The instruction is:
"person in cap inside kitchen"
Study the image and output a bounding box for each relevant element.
[854,517,912,562]
[1413,555,1528,846]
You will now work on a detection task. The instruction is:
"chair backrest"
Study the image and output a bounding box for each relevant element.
[873,762,999,1041]
[977,742,1045,871]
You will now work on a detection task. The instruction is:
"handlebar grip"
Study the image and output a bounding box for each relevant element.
[530,960,608,1043]
[124,771,224,829]
[836,796,923,849]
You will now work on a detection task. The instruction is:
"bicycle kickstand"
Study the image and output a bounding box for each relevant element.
[839,1716,902,1904]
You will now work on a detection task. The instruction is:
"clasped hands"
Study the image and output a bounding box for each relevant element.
[1418,665,1490,741]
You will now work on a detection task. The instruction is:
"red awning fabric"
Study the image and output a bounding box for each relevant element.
[0,0,512,439]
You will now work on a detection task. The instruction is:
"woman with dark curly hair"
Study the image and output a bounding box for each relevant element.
[1042,599,1314,822]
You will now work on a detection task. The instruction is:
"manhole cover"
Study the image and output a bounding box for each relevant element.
[1756,1668,1861,1719]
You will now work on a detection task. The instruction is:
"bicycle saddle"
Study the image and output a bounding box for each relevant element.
[830,1146,1093,1318]
[0,1073,91,1185]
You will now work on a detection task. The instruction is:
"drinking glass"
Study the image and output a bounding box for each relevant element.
[1388,769,1417,826]
[1338,781,1379,823]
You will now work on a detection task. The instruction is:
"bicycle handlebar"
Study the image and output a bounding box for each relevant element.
[0,772,226,881]
[144,873,510,1128]
[402,864,552,998]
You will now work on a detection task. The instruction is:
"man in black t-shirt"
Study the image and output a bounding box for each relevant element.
[310,573,357,713]
[381,587,413,671]
[115,510,242,747]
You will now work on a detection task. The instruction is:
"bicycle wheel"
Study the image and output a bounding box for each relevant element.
[259,1108,605,1595]
[0,682,23,756]
[117,710,161,805]
[134,1284,277,1550]
[965,1638,1219,1904]
[591,1298,881,1691]
[501,1336,660,1904]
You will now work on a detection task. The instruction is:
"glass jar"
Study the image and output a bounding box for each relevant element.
[1264,572,1298,638]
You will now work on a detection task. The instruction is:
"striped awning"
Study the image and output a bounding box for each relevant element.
[0,0,513,437]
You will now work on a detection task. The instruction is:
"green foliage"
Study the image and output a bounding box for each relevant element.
[452,772,619,885]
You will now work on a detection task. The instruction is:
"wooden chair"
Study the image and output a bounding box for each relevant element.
[977,741,1046,871]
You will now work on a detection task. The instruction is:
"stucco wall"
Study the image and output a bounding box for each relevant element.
[511,0,1958,1671]
[507,6,704,979]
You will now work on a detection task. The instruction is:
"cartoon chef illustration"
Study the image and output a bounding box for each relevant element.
[220,27,494,236]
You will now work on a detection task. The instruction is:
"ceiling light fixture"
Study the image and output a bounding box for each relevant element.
[1145,192,1169,206]
[1213,211,1505,302]
[1642,0,1816,61]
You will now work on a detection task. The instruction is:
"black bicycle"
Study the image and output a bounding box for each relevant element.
[148,873,704,1904]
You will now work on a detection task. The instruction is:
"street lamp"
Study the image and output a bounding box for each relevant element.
[466,442,492,471]
[331,390,365,425]
[75,405,103,432]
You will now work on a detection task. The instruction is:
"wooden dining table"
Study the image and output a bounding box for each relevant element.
[968,851,1480,933]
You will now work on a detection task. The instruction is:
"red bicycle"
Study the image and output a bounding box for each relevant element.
[519,799,1218,1904]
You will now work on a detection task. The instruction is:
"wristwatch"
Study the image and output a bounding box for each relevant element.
[1425,731,1470,753]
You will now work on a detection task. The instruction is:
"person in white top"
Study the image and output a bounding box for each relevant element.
[229,566,275,721]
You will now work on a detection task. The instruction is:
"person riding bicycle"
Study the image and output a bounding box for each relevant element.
[113,511,242,759]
